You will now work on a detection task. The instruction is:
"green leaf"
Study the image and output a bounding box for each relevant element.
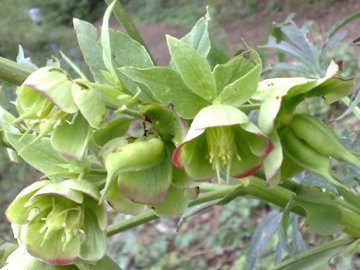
[181,8,211,57]
[167,35,217,102]
[101,1,118,80]
[72,82,106,128]
[215,63,261,107]
[246,210,282,268]
[118,148,172,204]
[273,238,354,270]
[293,187,344,235]
[120,66,209,119]
[73,19,107,83]
[213,49,261,95]
[109,30,153,69]
[51,114,90,161]
[4,132,80,177]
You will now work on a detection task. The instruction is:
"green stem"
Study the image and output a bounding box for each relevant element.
[103,0,156,65]
[238,103,261,111]
[107,176,360,238]
[107,177,296,237]
[0,57,34,85]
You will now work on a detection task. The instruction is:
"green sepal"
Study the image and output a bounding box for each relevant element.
[100,137,166,201]
[118,147,172,204]
[140,104,177,140]
[72,82,106,128]
[22,67,78,114]
[151,185,198,218]
[78,212,106,262]
[107,181,145,214]
[93,117,131,146]
[51,114,90,161]
[6,181,50,224]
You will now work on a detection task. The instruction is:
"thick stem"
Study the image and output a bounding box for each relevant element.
[107,177,296,237]
[103,0,157,65]
[0,57,34,85]
[107,176,360,238]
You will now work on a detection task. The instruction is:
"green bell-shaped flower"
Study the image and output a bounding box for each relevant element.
[6,180,107,266]
[1,246,122,270]
[12,67,93,161]
[172,104,273,182]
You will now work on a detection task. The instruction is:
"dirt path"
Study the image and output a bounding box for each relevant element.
[133,0,360,66]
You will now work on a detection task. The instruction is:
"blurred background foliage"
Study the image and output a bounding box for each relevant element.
[0,0,359,269]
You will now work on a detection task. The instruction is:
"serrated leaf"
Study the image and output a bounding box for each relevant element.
[120,66,209,119]
[73,19,107,83]
[167,35,217,102]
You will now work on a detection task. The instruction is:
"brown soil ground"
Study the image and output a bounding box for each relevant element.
[130,0,360,66]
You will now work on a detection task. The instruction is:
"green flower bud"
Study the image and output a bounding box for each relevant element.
[100,137,172,204]
[6,180,107,266]
[289,114,360,168]
[173,104,273,182]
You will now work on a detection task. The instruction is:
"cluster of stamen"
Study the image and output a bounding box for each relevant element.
[27,198,85,249]
[205,126,236,183]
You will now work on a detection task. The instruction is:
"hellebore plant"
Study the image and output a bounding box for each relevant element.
[0,1,359,269]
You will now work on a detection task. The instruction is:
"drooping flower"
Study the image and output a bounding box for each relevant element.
[1,246,122,270]
[6,180,107,266]
[172,104,273,182]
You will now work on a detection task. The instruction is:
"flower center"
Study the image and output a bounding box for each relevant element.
[38,199,85,248]
[205,126,235,183]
